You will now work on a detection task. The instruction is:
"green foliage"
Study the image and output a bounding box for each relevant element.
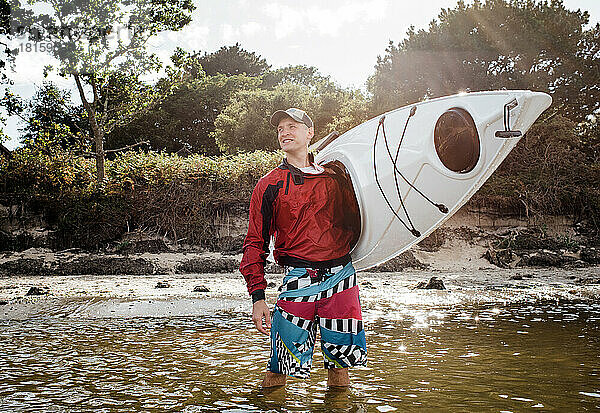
[197,43,270,77]
[261,65,327,89]
[213,79,369,153]
[131,50,371,155]
[473,114,600,223]
[368,0,598,121]
[9,0,195,182]
[1,1,35,84]
[109,73,261,154]
[12,82,89,150]
[1,145,280,194]
[0,145,282,249]
[168,47,205,79]
[105,149,280,191]
[0,145,95,194]
[108,46,272,154]
[98,71,175,138]
[323,90,370,136]
[214,83,308,153]
[14,0,195,76]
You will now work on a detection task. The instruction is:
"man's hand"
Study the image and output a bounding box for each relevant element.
[252,299,271,335]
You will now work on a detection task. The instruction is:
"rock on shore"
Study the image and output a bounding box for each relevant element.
[0,250,241,277]
[0,209,598,277]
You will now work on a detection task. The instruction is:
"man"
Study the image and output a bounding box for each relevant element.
[239,107,366,388]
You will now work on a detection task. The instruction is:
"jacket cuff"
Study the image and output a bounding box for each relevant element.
[251,289,265,303]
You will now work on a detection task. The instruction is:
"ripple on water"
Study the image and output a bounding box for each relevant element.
[0,302,599,411]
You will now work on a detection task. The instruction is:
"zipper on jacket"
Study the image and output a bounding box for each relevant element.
[285,171,291,195]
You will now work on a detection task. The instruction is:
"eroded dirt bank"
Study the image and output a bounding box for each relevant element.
[1,209,599,313]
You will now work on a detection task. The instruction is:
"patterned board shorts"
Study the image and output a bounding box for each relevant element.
[268,261,367,379]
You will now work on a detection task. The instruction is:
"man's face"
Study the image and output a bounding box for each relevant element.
[277,117,314,154]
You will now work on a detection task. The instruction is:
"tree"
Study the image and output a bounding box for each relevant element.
[571,22,600,121]
[261,65,327,89]
[196,43,270,77]
[11,0,194,183]
[325,90,370,136]
[11,82,88,150]
[109,73,260,154]
[475,113,600,221]
[0,1,38,142]
[0,0,36,84]
[214,83,308,153]
[213,80,368,153]
[0,0,13,85]
[107,49,367,156]
[108,48,261,154]
[368,0,599,121]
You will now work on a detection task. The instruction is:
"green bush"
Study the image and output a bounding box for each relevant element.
[1,148,281,250]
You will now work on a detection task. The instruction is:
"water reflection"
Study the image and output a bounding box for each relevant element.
[0,302,598,411]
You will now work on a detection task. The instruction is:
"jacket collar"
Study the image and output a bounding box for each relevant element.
[278,153,316,185]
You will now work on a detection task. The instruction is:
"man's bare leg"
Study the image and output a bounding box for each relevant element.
[262,371,287,387]
[327,368,350,387]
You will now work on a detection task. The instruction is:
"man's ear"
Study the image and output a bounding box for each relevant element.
[308,126,314,139]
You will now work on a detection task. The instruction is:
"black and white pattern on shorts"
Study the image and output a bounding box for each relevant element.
[277,307,314,331]
[319,317,363,334]
[322,342,367,369]
[273,332,311,379]
[294,321,317,354]
[280,272,357,303]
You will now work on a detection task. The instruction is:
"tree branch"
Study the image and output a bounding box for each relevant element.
[74,150,97,158]
[104,90,165,135]
[91,75,100,109]
[103,20,154,69]
[73,73,92,115]
[104,140,149,153]
[101,81,109,128]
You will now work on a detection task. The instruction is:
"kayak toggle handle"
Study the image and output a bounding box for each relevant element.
[436,203,449,213]
[495,98,522,138]
[314,131,340,152]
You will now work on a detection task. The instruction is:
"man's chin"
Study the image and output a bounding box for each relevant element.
[280,144,295,153]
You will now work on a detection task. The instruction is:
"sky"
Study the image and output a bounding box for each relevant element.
[2,0,600,150]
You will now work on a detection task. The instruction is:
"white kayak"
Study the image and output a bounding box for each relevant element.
[314,90,552,271]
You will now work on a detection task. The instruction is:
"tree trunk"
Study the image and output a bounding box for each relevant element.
[94,127,105,183]
[73,73,106,184]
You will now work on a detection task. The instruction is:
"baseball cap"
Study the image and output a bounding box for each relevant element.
[270,108,314,129]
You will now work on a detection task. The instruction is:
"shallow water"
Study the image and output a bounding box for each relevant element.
[1,298,599,412]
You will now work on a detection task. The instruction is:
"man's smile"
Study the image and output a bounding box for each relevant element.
[276,117,314,157]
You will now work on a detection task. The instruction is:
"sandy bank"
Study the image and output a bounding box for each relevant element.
[0,265,599,319]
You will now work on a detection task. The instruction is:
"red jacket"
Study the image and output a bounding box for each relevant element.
[240,158,360,297]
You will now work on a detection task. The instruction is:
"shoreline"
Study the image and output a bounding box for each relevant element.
[1,266,599,320]
[1,212,598,278]
[1,234,599,319]
[1,210,599,317]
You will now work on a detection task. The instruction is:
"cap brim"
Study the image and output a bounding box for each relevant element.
[270,110,293,127]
